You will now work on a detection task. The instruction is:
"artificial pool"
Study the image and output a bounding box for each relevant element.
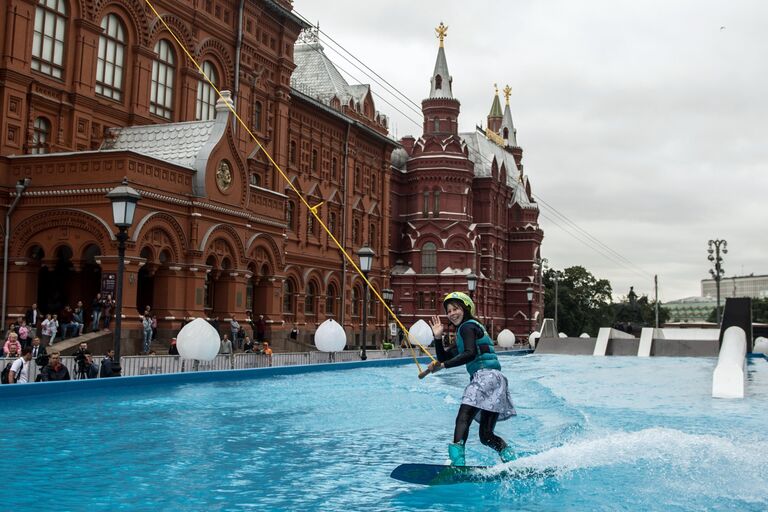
[3,354,768,511]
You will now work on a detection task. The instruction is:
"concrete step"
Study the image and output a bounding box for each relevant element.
[48,330,113,355]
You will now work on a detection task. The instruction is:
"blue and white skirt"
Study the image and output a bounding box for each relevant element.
[461,369,517,421]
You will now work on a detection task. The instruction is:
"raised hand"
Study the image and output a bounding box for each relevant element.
[429,315,444,339]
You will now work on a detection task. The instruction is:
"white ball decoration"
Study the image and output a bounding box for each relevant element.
[315,319,347,352]
[177,318,221,361]
[529,330,541,349]
[558,332,567,338]
[408,319,434,347]
[580,333,590,338]
[497,329,516,348]
[754,336,768,354]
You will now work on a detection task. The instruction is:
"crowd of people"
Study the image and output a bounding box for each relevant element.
[3,340,117,384]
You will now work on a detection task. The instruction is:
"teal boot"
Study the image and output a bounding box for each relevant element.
[448,442,465,466]
[499,445,516,463]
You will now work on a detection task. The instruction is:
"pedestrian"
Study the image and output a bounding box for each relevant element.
[425,291,517,466]
[255,314,267,343]
[168,338,179,356]
[100,349,117,378]
[230,316,241,350]
[9,346,33,384]
[39,352,70,382]
[25,303,41,338]
[219,334,233,355]
[91,293,104,332]
[142,314,153,354]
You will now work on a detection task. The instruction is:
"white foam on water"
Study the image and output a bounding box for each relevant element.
[483,427,768,503]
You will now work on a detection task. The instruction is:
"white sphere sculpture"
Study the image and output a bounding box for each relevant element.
[754,336,768,354]
[497,329,516,348]
[315,318,347,352]
[408,319,434,347]
[580,333,590,338]
[529,330,541,349]
[177,318,221,361]
[558,332,567,338]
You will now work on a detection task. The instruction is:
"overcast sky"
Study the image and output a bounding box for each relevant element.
[296,0,768,302]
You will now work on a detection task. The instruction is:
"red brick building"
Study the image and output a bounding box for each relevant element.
[389,27,544,339]
[0,0,394,350]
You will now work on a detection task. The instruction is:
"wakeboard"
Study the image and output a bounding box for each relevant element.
[390,463,556,486]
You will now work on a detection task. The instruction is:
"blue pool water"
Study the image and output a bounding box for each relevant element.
[4,354,768,511]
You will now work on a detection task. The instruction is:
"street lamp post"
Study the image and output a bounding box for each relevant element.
[106,178,141,366]
[707,239,728,325]
[357,246,375,361]
[466,272,477,299]
[526,287,534,336]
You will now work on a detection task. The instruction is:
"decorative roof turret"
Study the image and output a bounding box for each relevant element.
[487,84,503,132]
[500,84,518,147]
[429,22,453,99]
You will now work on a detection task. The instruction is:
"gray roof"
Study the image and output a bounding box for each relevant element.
[291,42,351,103]
[501,104,518,147]
[461,129,536,210]
[101,120,216,169]
[429,46,453,99]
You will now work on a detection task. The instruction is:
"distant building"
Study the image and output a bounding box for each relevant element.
[701,274,768,299]
[389,24,543,339]
[663,296,717,323]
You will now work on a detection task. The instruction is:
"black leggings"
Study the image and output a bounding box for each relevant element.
[453,404,507,452]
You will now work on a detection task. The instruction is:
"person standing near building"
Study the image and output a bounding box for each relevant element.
[39,352,70,381]
[141,313,153,354]
[25,303,41,338]
[425,292,517,466]
[255,315,267,343]
[100,349,117,378]
[91,293,104,332]
[230,316,241,350]
[102,294,115,330]
[9,347,33,384]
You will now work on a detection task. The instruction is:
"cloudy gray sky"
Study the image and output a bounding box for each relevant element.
[297,0,767,302]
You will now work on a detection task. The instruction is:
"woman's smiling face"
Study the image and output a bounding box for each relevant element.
[445,302,464,326]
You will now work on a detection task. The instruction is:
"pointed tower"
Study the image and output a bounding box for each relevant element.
[487,84,503,133]
[500,84,518,147]
[421,22,460,137]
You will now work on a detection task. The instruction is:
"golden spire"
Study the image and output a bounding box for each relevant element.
[435,22,448,48]
[503,84,512,105]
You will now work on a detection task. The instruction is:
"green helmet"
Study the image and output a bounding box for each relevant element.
[443,291,476,317]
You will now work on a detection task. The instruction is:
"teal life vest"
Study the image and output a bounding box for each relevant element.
[455,319,501,377]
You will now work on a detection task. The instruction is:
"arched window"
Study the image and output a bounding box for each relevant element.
[31,117,51,155]
[196,60,218,120]
[421,242,437,274]
[286,201,295,231]
[433,190,440,217]
[282,279,294,314]
[253,100,262,131]
[307,211,316,237]
[331,157,338,180]
[311,149,318,173]
[435,74,442,90]
[150,40,175,119]
[368,223,376,250]
[250,173,261,187]
[503,127,509,139]
[32,0,67,79]
[325,283,337,315]
[352,286,361,317]
[304,281,316,314]
[423,191,430,217]
[352,218,361,246]
[289,140,297,164]
[371,172,377,194]
[434,118,440,132]
[328,212,337,239]
[96,14,126,101]
[354,166,361,188]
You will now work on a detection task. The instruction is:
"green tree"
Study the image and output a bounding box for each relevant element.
[612,293,670,328]
[706,297,768,323]
[543,266,613,337]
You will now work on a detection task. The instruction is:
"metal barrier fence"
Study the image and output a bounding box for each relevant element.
[2,348,436,382]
